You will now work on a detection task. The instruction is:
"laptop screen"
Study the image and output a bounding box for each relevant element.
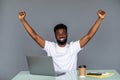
[26,56,56,76]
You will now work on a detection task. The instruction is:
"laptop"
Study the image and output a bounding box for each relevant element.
[26,56,65,76]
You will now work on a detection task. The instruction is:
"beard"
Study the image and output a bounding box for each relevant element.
[57,38,67,45]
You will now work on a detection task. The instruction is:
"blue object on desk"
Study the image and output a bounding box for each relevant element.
[12,70,120,80]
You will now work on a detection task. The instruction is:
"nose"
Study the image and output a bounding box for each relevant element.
[58,33,66,38]
[59,34,63,37]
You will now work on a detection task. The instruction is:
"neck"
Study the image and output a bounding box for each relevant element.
[58,43,66,47]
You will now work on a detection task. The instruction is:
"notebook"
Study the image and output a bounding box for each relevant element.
[26,56,65,76]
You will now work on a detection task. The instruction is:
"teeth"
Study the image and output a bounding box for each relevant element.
[60,38,64,41]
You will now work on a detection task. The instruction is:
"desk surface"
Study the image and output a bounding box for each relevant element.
[12,70,120,80]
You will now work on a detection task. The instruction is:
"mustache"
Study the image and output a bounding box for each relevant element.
[59,37,65,39]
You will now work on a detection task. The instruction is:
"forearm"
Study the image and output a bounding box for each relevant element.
[18,11,45,48]
[80,10,105,48]
[87,17,103,38]
[80,18,103,48]
[20,18,38,38]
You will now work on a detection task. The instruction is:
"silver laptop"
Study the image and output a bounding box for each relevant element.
[26,56,65,76]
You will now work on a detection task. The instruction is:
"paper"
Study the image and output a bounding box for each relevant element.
[86,72,114,78]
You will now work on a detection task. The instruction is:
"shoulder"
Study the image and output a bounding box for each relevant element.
[69,40,80,46]
[69,40,83,50]
[45,40,56,45]
[43,40,56,49]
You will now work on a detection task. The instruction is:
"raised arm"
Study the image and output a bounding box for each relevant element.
[80,10,106,48]
[18,11,45,48]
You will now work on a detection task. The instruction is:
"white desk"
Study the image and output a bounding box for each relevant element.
[12,70,120,80]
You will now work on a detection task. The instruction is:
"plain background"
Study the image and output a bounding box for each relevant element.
[0,0,120,80]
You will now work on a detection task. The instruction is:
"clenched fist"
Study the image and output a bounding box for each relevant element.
[18,11,26,20]
[97,10,106,19]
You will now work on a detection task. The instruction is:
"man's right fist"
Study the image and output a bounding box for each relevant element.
[18,11,26,20]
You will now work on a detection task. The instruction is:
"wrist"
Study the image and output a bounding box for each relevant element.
[98,17,104,21]
[20,18,25,21]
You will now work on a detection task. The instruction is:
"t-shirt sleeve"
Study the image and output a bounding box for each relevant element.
[43,40,50,51]
[43,40,55,56]
[70,40,83,54]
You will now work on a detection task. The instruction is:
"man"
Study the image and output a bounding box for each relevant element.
[18,10,106,73]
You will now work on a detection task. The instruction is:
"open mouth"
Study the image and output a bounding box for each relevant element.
[57,37,67,45]
[59,38,65,41]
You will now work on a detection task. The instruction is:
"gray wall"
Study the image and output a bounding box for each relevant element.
[0,0,120,80]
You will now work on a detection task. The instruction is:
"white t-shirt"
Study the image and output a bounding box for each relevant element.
[43,40,83,72]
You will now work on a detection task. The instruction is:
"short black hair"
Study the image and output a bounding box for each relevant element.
[54,24,67,33]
